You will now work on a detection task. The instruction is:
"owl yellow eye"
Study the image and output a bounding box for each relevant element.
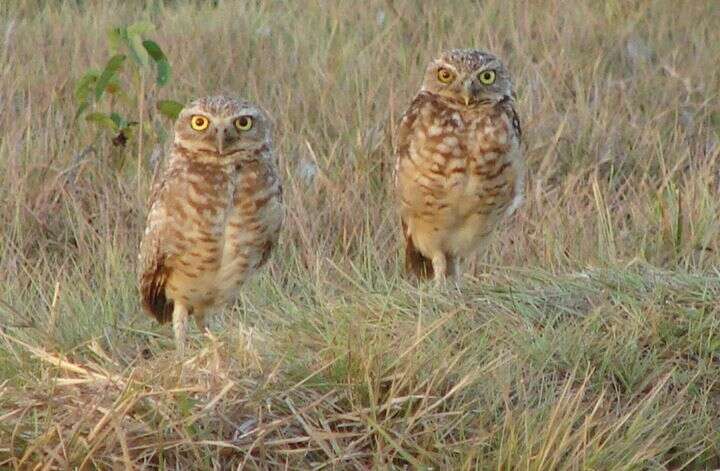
[437,68,455,84]
[234,116,253,131]
[190,115,210,131]
[479,70,496,85]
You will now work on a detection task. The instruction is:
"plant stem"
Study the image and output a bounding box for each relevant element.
[137,70,145,192]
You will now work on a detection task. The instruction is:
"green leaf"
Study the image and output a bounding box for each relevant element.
[109,112,127,130]
[126,31,150,67]
[107,26,127,54]
[103,76,123,95]
[127,20,155,37]
[156,60,170,86]
[75,69,100,103]
[85,112,118,130]
[141,39,166,62]
[156,99,184,120]
[95,54,126,100]
[142,40,171,86]
[74,102,90,121]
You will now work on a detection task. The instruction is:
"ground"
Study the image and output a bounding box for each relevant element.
[0,0,719,469]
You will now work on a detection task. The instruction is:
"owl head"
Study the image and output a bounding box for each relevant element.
[174,95,272,159]
[421,49,513,107]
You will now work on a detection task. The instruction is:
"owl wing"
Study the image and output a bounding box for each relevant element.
[137,165,181,324]
[394,92,428,173]
[501,95,522,142]
[394,92,436,278]
[394,91,432,199]
[498,96,524,216]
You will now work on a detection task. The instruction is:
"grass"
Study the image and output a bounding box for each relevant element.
[0,0,719,468]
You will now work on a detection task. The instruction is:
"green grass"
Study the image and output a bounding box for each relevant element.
[1,0,719,468]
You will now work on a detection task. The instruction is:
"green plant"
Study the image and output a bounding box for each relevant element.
[74,21,183,155]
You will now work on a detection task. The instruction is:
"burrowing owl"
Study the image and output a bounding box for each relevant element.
[394,49,524,281]
[138,95,283,353]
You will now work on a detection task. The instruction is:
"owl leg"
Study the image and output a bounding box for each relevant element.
[193,309,210,332]
[449,256,464,290]
[431,253,448,282]
[172,303,190,356]
[446,255,461,280]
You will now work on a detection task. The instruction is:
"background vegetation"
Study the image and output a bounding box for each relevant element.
[0,0,718,468]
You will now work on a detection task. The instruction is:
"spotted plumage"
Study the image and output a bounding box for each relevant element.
[394,49,524,281]
[138,95,283,353]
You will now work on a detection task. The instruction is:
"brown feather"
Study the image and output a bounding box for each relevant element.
[137,166,175,324]
[139,255,173,324]
[402,219,433,279]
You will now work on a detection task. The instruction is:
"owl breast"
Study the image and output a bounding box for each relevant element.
[397,96,523,257]
[163,158,282,312]
[216,160,282,300]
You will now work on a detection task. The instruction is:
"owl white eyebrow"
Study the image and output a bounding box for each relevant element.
[235,108,258,117]
[183,109,209,118]
[478,60,501,71]
[435,62,459,73]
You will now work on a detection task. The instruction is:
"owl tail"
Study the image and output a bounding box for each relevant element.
[139,262,174,324]
[403,220,434,279]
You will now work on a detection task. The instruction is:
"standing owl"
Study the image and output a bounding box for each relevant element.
[138,95,283,354]
[394,49,524,281]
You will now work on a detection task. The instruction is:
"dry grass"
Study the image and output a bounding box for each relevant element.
[1,0,719,469]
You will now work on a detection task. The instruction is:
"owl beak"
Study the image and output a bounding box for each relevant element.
[216,129,226,155]
[463,80,481,106]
